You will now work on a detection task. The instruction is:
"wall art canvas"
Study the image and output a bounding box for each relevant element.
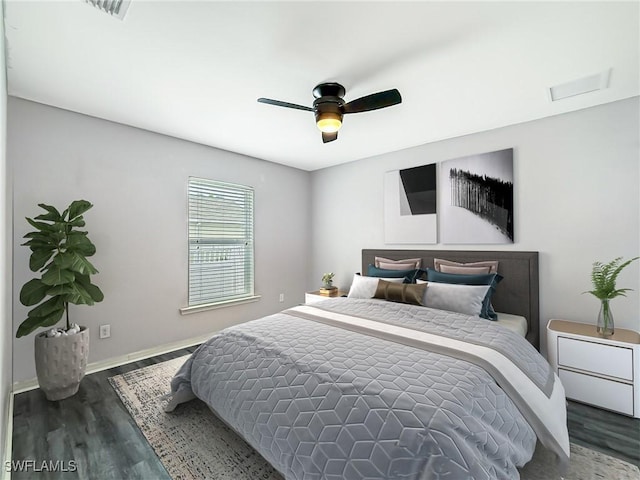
[384,163,437,244]
[439,148,514,244]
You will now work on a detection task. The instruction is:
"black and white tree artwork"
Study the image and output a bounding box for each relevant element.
[439,149,514,244]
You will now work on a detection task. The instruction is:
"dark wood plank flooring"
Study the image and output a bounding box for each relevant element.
[11,348,640,479]
[566,400,640,467]
[11,348,196,480]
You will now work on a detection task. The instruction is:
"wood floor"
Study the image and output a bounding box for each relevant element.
[11,348,640,479]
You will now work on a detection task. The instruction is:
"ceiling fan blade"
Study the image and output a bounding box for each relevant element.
[322,131,338,143]
[343,89,402,114]
[257,98,313,112]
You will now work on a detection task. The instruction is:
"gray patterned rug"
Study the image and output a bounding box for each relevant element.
[109,355,640,480]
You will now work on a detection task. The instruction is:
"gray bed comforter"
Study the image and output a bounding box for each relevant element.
[169,298,567,480]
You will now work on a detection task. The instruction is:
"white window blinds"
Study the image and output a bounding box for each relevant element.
[188,177,254,307]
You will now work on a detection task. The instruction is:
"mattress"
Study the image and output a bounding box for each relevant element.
[496,312,528,337]
[168,298,568,480]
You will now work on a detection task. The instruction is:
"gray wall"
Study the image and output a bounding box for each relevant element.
[9,97,311,382]
[0,6,12,464]
[310,97,640,353]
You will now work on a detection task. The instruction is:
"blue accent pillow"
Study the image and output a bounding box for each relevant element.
[425,268,503,320]
[367,264,420,283]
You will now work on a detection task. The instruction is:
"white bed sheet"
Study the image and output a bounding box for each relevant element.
[496,312,528,337]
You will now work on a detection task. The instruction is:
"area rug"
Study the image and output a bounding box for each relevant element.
[109,355,640,480]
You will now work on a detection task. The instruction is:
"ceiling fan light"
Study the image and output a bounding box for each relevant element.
[316,113,342,133]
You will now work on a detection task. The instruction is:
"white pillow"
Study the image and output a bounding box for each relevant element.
[347,274,404,299]
[422,282,490,317]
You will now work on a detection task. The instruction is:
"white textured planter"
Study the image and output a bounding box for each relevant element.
[34,326,90,401]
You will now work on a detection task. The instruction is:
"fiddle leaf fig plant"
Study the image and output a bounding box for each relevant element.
[17,200,104,338]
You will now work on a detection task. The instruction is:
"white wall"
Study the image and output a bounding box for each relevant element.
[310,97,640,353]
[9,97,311,383]
[0,3,12,465]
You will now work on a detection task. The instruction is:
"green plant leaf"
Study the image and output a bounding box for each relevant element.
[45,283,77,295]
[25,245,57,257]
[53,252,75,270]
[41,265,75,286]
[26,296,65,318]
[63,281,95,306]
[19,278,49,306]
[22,240,56,253]
[23,230,66,246]
[34,203,63,222]
[67,217,86,228]
[16,307,65,338]
[23,231,55,241]
[610,288,632,297]
[65,232,96,256]
[67,252,98,275]
[75,274,104,302]
[21,237,57,250]
[68,200,93,221]
[37,203,62,217]
[26,217,56,232]
[29,248,56,272]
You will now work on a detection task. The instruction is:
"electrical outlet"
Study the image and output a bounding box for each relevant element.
[99,324,111,339]
[279,293,284,302]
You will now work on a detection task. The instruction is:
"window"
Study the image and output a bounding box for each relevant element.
[185,177,256,310]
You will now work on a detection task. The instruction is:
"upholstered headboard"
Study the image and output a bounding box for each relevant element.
[362,249,540,350]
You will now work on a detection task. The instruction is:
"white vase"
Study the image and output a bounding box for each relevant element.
[34,327,90,401]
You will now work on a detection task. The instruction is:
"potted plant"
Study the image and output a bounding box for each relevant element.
[319,272,337,296]
[17,200,104,400]
[585,256,638,337]
[321,272,335,288]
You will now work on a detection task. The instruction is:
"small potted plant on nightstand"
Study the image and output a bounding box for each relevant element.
[320,272,337,296]
[585,256,638,337]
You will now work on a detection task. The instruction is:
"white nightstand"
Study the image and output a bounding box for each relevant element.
[304,290,348,304]
[547,319,640,418]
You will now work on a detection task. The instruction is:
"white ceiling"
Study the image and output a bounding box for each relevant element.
[4,1,639,171]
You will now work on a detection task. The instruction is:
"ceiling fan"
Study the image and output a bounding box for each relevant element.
[257,83,402,143]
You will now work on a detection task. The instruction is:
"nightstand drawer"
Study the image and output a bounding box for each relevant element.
[558,337,633,380]
[559,368,634,415]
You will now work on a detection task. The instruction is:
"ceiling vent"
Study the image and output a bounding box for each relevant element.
[85,0,131,20]
[549,69,611,102]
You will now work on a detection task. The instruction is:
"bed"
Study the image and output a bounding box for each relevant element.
[167,250,567,480]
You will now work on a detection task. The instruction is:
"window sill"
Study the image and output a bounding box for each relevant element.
[180,295,261,315]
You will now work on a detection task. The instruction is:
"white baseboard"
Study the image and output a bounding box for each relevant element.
[11,332,212,394]
[2,390,13,480]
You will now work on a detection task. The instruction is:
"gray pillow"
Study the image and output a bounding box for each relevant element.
[422,282,490,317]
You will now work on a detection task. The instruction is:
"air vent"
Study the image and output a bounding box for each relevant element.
[549,69,611,102]
[85,0,131,20]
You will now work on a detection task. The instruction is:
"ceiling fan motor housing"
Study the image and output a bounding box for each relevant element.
[313,83,346,123]
[313,100,344,124]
